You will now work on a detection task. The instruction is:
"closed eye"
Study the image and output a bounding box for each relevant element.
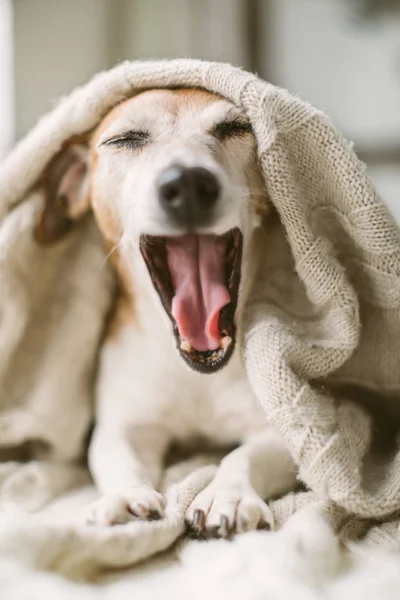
[102,130,150,149]
[211,117,252,141]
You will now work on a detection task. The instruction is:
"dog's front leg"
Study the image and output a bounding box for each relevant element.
[185,427,297,537]
[86,423,170,526]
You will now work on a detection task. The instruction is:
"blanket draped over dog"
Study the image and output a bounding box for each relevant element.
[1,59,400,597]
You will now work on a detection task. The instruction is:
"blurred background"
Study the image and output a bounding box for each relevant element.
[1,0,399,217]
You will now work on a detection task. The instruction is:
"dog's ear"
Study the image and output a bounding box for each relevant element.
[34,143,90,245]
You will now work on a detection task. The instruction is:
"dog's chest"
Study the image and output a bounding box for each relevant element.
[98,322,267,445]
[171,354,267,444]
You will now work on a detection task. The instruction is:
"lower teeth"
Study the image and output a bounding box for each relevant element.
[179,339,232,363]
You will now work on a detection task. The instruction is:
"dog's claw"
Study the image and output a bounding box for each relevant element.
[192,509,206,531]
[204,525,219,540]
[147,509,162,521]
[237,514,248,533]
[257,518,271,531]
[186,487,273,539]
[129,501,148,517]
[85,489,165,526]
[129,502,163,521]
[218,514,231,538]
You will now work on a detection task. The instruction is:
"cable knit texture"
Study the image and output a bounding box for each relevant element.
[1,59,400,597]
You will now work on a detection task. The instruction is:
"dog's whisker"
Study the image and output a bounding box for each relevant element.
[99,239,123,272]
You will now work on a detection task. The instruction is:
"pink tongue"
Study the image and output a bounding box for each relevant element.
[166,235,230,351]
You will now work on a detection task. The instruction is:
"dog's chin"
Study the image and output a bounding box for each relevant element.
[140,228,243,374]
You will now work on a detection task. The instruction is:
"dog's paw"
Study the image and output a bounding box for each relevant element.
[185,485,273,539]
[85,487,165,526]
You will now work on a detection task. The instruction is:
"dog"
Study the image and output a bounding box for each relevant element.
[36,88,297,537]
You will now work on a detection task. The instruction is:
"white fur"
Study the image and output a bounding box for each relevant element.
[86,90,297,533]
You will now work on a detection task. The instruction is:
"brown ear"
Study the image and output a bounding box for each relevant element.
[34,144,90,245]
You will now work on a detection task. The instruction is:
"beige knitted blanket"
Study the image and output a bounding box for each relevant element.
[1,59,400,597]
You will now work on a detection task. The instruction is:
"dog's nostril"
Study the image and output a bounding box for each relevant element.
[194,168,220,207]
[158,166,220,226]
[158,167,185,207]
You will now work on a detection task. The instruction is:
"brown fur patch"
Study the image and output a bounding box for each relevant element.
[35,144,86,244]
[90,101,133,149]
[104,242,137,340]
[88,129,123,244]
[172,87,221,108]
[252,190,271,220]
[106,292,135,340]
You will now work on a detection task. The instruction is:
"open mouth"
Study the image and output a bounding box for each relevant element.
[140,228,242,374]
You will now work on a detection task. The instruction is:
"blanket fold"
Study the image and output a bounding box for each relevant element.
[1,59,400,591]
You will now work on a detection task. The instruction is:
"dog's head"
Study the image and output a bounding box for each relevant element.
[36,89,269,373]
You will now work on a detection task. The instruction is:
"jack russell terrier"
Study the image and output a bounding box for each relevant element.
[36,88,297,537]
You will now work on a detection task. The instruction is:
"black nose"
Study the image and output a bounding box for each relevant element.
[157,166,220,227]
